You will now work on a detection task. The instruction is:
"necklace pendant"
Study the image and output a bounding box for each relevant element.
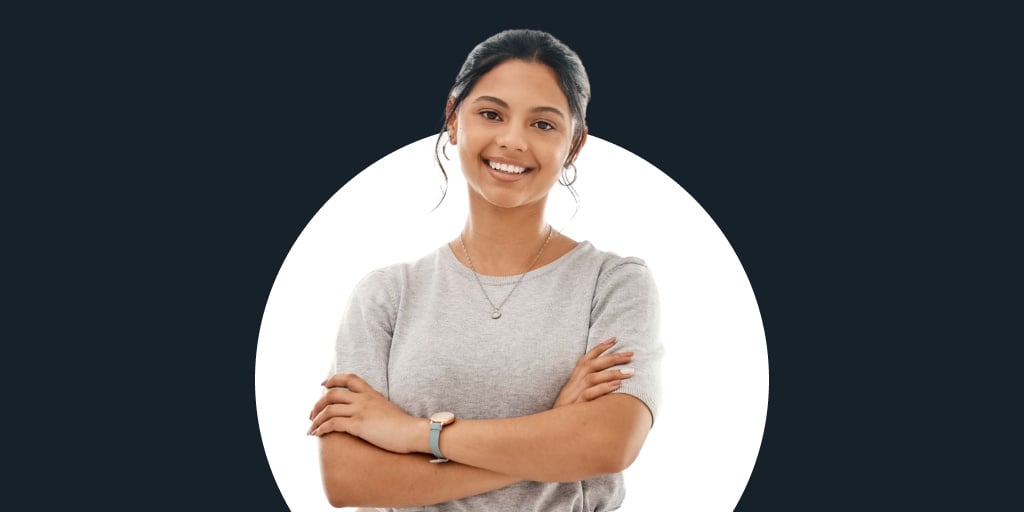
[491,310,502,319]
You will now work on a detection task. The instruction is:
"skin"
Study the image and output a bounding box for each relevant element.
[447,59,587,275]
[310,60,652,509]
[311,340,638,508]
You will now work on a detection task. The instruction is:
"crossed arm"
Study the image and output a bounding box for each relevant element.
[309,338,653,509]
[318,432,518,508]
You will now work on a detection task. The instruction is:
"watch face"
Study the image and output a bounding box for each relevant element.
[431,411,455,424]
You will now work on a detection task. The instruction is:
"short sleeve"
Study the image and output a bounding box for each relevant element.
[330,269,397,397]
[589,259,663,422]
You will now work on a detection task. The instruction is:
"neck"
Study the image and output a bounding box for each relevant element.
[458,195,553,276]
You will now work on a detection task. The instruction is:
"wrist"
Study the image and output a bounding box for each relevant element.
[407,416,432,454]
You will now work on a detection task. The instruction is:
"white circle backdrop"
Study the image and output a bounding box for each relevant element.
[255,134,769,511]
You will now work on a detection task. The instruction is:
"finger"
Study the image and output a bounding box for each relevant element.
[308,387,357,420]
[581,337,617,362]
[305,387,350,419]
[310,416,350,437]
[584,367,635,387]
[585,351,634,373]
[323,373,374,394]
[309,403,356,433]
[581,379,623,401]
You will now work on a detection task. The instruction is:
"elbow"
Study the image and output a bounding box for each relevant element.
[593,413,651,474]
[325,493,346,509]
[326,494,354,509]
[323,473,377,509]
[592,394,653,475]
[321,471,354,508]
[318,433,366,508]
[600,442,642,475]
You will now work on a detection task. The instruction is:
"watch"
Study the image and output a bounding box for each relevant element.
[428,411,456,463]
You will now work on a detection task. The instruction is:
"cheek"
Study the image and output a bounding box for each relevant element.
[457,136,488,181]
[457,133,481,167]
[544,141,572,169]
[456,121,486,155]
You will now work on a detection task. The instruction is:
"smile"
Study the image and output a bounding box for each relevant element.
[487,160,531,174]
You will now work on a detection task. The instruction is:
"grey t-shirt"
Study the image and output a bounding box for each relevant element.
[332,240,663,511]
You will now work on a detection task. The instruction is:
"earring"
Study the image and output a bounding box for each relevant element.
[559,163,578,187]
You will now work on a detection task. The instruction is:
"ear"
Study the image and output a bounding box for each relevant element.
[565,129,588,167]
[446,97,458,145]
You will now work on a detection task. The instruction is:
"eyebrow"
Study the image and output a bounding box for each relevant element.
[471,95,566,120]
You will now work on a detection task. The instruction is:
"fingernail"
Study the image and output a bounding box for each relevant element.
[620,368,635,376]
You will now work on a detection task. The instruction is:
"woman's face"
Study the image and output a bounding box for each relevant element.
[450,59,580,211]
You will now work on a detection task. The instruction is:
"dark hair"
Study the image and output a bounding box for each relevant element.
[433,29,591,208]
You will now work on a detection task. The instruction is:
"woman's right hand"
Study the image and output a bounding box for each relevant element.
[553,337,634,408]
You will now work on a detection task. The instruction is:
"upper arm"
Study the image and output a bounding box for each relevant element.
[321,270,399,504]
[330,269,397,395]
[589,260,663,424]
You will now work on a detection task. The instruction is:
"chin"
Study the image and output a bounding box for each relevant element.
[479,189,549,211]
[480,193,526,210]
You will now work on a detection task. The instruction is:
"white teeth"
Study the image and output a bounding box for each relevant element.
[488,160,527,174]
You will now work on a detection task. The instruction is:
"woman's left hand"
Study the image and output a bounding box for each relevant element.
[308,373,425,455]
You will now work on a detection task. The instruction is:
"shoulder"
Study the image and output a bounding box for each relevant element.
[345,267,398,314]
[576,241,655,289]
[353,245,451,296]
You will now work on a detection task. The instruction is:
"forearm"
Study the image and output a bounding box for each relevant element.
[431,394,652,483]
[319,432,519,509]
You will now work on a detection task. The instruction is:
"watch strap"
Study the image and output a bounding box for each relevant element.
[429,422,448,463]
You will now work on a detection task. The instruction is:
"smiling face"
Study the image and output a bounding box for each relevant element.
[449,59,583,211]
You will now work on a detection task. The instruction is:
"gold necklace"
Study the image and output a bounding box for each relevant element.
[458,225,555,319]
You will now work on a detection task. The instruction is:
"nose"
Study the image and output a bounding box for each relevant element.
[495,124,527,152]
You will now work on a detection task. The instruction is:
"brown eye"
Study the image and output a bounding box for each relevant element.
[533,120,555,131]
[480,111,501,121]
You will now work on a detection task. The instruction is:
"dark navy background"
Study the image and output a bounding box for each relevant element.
[8,4,1014,510]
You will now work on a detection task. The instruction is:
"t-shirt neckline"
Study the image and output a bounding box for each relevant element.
[442,240,592,286]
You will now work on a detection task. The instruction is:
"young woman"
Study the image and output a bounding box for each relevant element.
[307,29,663,511]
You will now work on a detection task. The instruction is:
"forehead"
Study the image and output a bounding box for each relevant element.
[467,60,569,111]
